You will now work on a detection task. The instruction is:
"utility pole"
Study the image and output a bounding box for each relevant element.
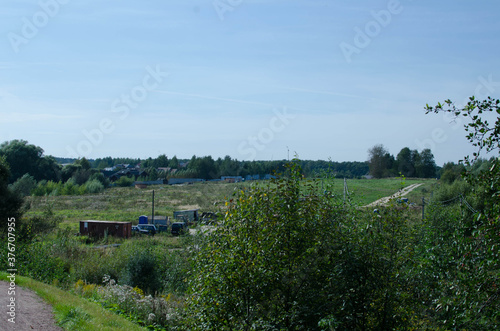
[151,190,155,225]
[422,196,425,220]
[343,178,348,205]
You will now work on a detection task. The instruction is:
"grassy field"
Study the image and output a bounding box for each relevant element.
[340,177,437,206]
[25,181,241,229]
[24,177,437,229]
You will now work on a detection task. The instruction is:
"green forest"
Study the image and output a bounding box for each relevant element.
[0,97,499,330]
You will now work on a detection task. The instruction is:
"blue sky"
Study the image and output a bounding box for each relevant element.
[1,0,499,165]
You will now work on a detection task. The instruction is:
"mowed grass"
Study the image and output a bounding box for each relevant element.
[315,177,436,206]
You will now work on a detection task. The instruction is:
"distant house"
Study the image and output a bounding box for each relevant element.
[168,178,205,185]
[221,176,244,183]
[115,164,136,169]
[134,179,168,188]
[105,168,147,182]
[80,220,132,239]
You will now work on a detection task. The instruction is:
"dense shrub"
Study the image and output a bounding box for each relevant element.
[89,172,110,188]
[16,240,70,285]
[115,176,135,187]
[32,177,107,196]
[71,248,122,285]
[432,179,472,203]
[120,246,162,295]
[186,162,423,330]
[85,179,105,194]
[9,173,37,196]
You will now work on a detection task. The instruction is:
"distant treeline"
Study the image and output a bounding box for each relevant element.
[4,140,469,193]
[58,155,369,180]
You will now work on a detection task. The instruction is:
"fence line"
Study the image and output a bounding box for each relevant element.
[422,193,478,218]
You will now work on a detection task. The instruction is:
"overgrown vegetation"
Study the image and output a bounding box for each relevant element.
[1,97,499,329]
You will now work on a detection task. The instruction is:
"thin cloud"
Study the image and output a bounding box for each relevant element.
[154,90,275,108]
[273,85,375,100]
[0,113,83,124]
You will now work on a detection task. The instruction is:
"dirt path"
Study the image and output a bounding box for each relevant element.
[364,183,423,208]
[0,280,62,331]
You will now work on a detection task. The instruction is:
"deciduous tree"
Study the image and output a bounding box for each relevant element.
[425,96,500,329]
[368,144,394,178]
[0,140,60,183]
[0,156,24,234]
[187,162,345,329]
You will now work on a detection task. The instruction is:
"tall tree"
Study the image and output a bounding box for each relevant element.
[440,162,465,183]
[188,155,217,179]
[425,96,500,328]
[0,156,24,234]
[75,157,91,170]
[169,155,179,169]
[416,149,437,178]
[188,162,345,329]
[368,144,392,178]
[155,154,169,168]
[0,140,60,183]
[396,147,416,177]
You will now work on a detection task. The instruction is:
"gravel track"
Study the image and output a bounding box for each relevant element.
[364,183,423,207]
[0,280,62,331]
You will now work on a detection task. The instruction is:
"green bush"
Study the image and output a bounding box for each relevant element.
[188,162,347,329]
[72,248,121,285]
[16,240,70,285]
[89,172,110,188]
[9,173,37,196]
[85,179,105,194]
[115,176,134,187]
[31,178,107,196]
[432,180,472,203]
[121,245,162,295]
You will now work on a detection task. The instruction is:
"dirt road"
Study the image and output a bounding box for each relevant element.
[364,183,423,208]
[0,280,62,331]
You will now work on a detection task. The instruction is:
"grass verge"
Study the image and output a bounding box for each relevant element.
[0,272,145,331]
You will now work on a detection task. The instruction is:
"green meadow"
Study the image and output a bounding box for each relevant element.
[24,177,435,230]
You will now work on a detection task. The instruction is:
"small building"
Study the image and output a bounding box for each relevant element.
[134,180,168,188]
[148,215,169,226]
[80,220,132,239]
[168,178,205,185]
[173,209,199,224]
[221,176,244,183]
